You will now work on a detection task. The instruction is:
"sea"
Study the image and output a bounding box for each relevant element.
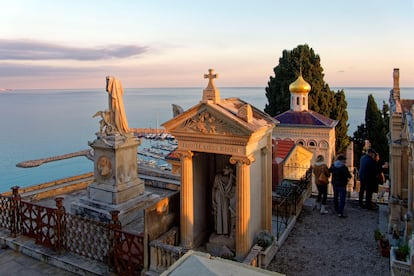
[1,86,412,193]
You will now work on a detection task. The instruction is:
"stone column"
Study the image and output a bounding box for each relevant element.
[407,149,413,237]
[230,155,254,258]
[390,144,402,229]
[179,150,194,248]
[262,143,272,232]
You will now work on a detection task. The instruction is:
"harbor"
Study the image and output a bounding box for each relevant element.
[16,129,177,172]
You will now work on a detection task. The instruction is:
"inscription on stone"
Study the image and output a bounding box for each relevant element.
[180,141,242,154]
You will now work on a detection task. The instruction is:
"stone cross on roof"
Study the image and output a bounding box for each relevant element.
[204,69,218,90]
[202,69,221,103]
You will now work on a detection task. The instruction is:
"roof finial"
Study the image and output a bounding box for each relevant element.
[202,68,221,103]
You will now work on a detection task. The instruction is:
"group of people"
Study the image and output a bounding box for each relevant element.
[312,148,383,218]
[313,154,351,217]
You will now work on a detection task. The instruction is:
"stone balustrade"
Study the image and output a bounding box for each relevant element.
[148,227,186,273]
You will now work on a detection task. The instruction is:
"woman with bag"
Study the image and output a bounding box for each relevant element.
[312,155,330,214]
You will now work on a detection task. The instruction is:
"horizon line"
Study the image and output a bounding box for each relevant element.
[4,86,414,91]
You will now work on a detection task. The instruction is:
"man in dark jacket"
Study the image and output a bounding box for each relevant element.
[359,148,378,210]
[330,154,352,218]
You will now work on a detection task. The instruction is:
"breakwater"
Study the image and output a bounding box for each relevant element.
[16,150,91,168]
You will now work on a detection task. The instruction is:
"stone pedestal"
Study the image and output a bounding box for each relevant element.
[88,133,144,204]
[206,233,235,257]
[71,191,160,225]
[72,133,148,225]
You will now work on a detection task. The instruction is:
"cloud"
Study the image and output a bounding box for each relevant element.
[0,63,101,77]
[0,39,148,61]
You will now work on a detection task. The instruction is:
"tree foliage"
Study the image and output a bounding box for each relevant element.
[365,95,389,161]
[265,44,349,154]
[353,94,389,168]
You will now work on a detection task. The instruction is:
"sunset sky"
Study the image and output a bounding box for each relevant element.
[1,0,413,89]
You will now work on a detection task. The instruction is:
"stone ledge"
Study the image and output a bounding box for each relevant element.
[0,229,109,275]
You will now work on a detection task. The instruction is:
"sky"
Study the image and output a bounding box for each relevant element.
[0,0,413,89]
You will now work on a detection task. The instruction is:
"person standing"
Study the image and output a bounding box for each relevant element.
[312,155,330,214]
[359,148,378,210]
[330,154,352,218]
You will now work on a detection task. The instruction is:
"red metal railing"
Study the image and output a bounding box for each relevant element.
[0,186,144,274]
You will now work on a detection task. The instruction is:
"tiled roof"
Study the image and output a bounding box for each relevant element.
[274,139,295,160]
[274,110,337,127]
[166,150,180,161]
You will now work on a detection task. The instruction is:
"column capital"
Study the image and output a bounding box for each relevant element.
[261,145,271,156]
[229,155,255,166]
[176,149,194,159]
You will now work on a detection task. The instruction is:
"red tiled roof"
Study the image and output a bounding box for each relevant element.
[274,139,295,160]
[274,110,337,127]
[166,150,180,161]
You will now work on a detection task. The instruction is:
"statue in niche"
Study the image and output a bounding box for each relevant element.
[212,165,235,235]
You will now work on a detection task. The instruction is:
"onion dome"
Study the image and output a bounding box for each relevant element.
[289,74,311,94]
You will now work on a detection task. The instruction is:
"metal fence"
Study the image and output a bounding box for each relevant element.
[0,186,144,275]
[272,168,312,239]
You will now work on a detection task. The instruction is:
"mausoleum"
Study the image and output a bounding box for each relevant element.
[162,69,276,258]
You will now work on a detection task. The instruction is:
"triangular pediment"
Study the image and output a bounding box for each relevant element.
[163,103,252,137]
[284,144,313,167]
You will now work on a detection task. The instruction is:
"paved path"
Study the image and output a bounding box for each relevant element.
[268,198,390,276]
[0,247,76,275]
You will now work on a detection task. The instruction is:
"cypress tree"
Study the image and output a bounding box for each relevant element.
[265,44,349,154]
[365,94,389,161]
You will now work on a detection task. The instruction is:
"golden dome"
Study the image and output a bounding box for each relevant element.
[289,74,311,94]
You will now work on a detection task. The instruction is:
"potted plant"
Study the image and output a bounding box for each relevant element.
[378,237,390,257]
[395,243,410,262]
[374,229,383,241]
[390,242,412,275]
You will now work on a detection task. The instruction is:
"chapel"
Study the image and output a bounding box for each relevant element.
[272,72,338,191]
[272,73,337,164]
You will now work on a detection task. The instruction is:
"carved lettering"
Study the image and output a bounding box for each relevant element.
[179,141,242,154]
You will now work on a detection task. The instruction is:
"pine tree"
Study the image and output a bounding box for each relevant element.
[265,44,349,154]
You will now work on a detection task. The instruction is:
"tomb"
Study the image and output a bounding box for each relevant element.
[162,69,276,259]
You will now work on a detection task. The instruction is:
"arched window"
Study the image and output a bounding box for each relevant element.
[296,97,300,105]
[319,140,329,148]
[297,139,305,145]
[303,97,306,105]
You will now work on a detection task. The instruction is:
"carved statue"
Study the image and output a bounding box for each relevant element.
[212,165,235,235]
[93,110,113,136]
[105,76,129,135]
[172,104,184,117]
